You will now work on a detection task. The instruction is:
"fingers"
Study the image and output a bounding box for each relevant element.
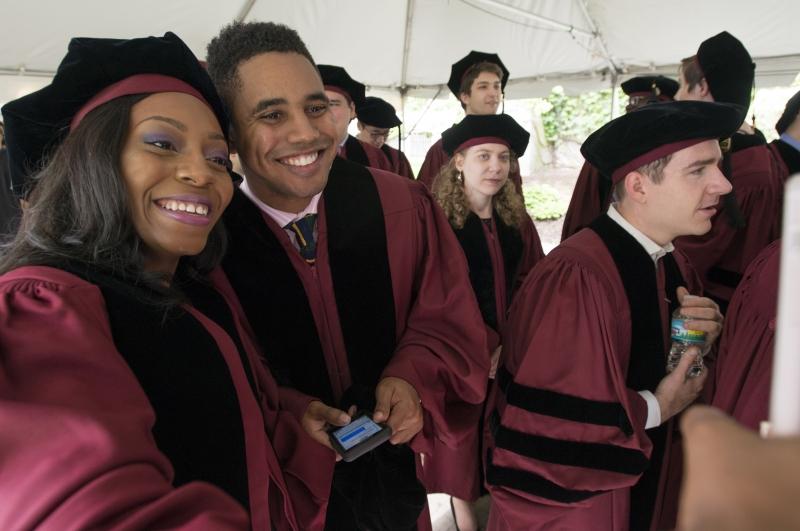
[373,382,393,424]
[676,286,690,304]
[308,401,351,426]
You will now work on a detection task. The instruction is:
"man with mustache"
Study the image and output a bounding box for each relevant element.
[417,51,522,191]
[206,21,489,531]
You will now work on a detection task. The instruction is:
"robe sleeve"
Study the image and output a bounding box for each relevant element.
[517,213,545,291]
[380,183,491,455]
[561,161,605,242]
[486,250,654,524]
[0,269,249,531]
[711,241,779,431]
[416,139,449,189]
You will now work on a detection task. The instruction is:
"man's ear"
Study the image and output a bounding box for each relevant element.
[698,78,713,100]
[348,101,356,121]
[458,92,470,106]
[624,170,649,204]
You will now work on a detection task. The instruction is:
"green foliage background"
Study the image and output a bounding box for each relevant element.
[541,86,626,147]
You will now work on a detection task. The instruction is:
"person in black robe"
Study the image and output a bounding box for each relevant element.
[356,96,414,179]
[770,89,800,180]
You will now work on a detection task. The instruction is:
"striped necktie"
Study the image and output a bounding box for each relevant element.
[285,213,317,264]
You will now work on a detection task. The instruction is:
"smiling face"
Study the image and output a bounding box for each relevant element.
[120,92,233,275]
[460,71,502,115]
[455,143,511,204]
[229,52,337,213]
[635,139,731,244]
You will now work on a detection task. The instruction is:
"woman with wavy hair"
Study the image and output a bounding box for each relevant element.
[0,33,336,530]
[430,114,544,531]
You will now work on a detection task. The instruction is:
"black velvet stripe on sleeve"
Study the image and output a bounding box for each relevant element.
[485,450,603,503]
[493,424,649,476]
[496,366,633,435]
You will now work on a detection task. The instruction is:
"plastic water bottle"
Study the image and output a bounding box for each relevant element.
[666,310,707,377]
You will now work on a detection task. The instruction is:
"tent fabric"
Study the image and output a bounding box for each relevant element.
[1,0,798,108]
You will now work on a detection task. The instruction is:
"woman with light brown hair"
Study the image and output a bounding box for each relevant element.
[430,113,544,530]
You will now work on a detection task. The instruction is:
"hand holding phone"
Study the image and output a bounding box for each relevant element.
[328,411,392,462]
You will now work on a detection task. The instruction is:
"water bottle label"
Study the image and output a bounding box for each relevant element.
[671,318,706,344]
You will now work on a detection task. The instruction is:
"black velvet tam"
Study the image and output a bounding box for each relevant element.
[447,50,510,97]
[621,75,679,99]
[441,113,530,157]
[697,31,755,110]
[317,64,366,108]
[581,101,742,183]
[356,97,401,128]
[776,89,800,134]
[1,32,227,199]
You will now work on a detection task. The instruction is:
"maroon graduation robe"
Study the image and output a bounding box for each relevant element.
[674,133,782,309]
[421,213,544,499]
[768,139,800,184]
[0,266,332,531]
[710,240,779,431]
[380,142,415,179]
[417,137,523,192]
[561,161,612,242]
[220,158,490,530]
[485,222,702,531]
[341,134,394,173]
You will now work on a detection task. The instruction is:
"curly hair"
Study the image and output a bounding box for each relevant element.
[0,94,227,303]
[432,155,526,229]
[206,21,316,119]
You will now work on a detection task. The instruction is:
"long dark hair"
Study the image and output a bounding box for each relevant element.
[0,94,227,302]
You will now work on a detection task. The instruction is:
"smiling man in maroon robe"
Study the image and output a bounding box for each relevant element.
[673,31,783,312]
[485,101,740,531]
[206,22,489,531]
[561,75,679,242]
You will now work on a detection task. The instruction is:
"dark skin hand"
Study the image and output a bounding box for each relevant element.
[373,376,424,445]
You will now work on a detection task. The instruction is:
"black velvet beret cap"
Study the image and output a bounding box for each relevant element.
[697,31,755,111]
[581,100,742,183]
[1,31,227,199]
[356,97,402,128]
[441,113,530,157]
[447,51,509,98]
[317,64,366,108]
[621,75,679,99]
[776,89,800,134]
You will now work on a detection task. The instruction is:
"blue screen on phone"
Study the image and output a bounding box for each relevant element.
[332,415,383,450]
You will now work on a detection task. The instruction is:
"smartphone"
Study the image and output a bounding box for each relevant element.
[328,411,392,462]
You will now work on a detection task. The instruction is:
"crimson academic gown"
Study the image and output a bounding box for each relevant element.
[0,266,333,531]
[710,240,780,431]
[674,132,782,310]
[421,212,544,500]
[561,161,612,242]
[485,217,703,531]
[768,139,800,183]
[341,134,394,172]
[417,138,523,192]
[220,157,490,530]
[380,143,415,180]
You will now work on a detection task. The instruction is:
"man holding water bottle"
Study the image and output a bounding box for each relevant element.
[484,101,740,531]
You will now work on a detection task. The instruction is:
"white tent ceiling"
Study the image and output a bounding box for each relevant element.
[1,0,798,108]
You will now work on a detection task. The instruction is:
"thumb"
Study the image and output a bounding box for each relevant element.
[674,345,699,375]
[373,383,393,423]
[676,286,690,305]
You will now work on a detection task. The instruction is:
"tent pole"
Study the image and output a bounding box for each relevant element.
[235,0,257,22]
[609,71,619,120]
[576,0,618,76]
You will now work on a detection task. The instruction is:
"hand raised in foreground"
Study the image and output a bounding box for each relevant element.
[373,377,423,445]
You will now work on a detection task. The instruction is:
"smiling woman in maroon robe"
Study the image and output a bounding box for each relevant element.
[0,33,333,531]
